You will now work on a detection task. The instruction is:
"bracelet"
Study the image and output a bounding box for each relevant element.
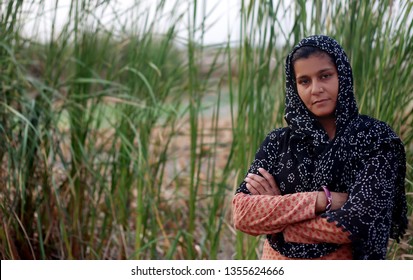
[321,185,332,212]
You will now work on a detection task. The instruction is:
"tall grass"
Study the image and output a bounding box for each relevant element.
[0,0,412,260]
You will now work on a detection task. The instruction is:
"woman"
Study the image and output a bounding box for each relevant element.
[232,35,407,260]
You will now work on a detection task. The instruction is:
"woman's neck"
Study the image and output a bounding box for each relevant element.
[318,117,336,140]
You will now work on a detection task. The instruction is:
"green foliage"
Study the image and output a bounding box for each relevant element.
[0,0,412,260]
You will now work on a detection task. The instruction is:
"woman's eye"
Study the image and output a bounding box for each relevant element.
[321,73,332,79]
[298,79,309,85]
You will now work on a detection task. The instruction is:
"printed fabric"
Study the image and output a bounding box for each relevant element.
[236,35,407,259]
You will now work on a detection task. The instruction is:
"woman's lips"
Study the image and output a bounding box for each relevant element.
[313,99,329,105]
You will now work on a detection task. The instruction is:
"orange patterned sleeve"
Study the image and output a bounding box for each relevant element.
[283,216,351,244]
[232,192,318,236]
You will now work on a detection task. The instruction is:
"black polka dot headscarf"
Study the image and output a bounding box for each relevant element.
[285,35,358,141]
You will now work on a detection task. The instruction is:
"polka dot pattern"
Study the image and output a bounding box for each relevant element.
[234,35,407,260]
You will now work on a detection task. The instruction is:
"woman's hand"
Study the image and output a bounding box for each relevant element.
[316,191,348,213]
[245,168,281,196]
[331,192,348,210]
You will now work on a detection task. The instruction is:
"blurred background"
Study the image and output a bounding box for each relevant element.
[0,0,412,259]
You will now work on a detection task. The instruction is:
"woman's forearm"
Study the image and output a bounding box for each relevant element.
[232,192,318,236]
[283,216,352,244]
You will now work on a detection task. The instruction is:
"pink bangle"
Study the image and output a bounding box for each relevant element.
[321,186,332,212]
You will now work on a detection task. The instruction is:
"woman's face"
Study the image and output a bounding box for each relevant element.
[293,53,339,120]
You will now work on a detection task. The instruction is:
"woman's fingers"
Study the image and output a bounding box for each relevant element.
[258,168,279,191]
[245,170,280,196]
[247,173,268,185]
[257,168,281,195]
[245,175,267,194]
[246,183,261,195]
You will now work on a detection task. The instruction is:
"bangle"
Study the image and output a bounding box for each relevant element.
[321,186,332,212]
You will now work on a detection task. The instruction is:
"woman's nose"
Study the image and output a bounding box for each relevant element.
[311,80,323,94]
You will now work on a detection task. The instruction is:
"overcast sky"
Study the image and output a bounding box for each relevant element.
[21,0,244,45]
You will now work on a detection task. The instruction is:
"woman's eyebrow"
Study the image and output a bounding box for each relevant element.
[318,67,335,73]
[296,68,335,80]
